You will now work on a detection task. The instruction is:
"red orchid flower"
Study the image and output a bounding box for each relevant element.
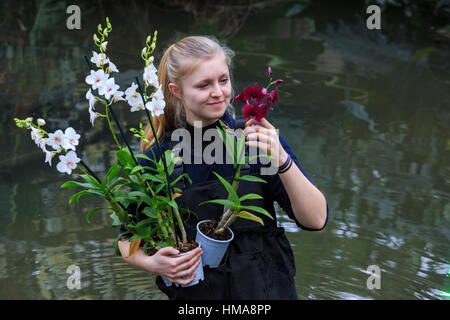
[242,102,267,122]
[234,83,265,103]
[235,67,283,123]
[267,87,278,105]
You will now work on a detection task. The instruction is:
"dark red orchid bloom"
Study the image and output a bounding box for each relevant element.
[234,83,265,103]
[266,87,278,105]
[242,102,267,122]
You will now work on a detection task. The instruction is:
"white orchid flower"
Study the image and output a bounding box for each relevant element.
[99,77,120,100]
[89,108,103,126]
[106,60,119,73]
[90,51,109,68]
[143,66,158,88]
[30,126,44,145]
[130,101,145,112]
[85,69,109,90]
[47,129,71,151]
[86,88,96,109]
[146,86,166,116]
[56,151,80,175]
[112,90,125,103]
[125,82,145,112]
[43,147,57,167]
[64,127,80,151]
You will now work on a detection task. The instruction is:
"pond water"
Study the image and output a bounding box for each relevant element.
[0,0,449,300]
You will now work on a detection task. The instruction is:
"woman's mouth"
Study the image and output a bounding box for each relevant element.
[207,100,224,107]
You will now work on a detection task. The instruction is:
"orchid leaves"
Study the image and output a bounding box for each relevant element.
[199,171,273,227]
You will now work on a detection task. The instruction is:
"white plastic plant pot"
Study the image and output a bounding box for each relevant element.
[161,243,204,287]
[195,220,234,268]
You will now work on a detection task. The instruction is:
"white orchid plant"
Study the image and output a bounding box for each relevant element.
[14,18,193,257]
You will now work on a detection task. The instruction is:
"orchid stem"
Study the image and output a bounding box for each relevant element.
[104,104,121,148]
[108,104,139,166]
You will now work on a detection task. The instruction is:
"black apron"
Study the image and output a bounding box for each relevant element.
[155,122,298,300]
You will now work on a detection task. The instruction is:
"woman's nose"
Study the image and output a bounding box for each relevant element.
[211,83,222,97]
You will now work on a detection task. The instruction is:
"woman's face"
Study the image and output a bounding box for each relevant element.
[170,53,232,127]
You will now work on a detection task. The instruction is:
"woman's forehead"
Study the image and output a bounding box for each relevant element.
[187,54,229,80]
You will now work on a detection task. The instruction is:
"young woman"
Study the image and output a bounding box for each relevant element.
[118,35,328,300]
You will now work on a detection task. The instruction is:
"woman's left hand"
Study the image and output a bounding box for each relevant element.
[243,117,288,167]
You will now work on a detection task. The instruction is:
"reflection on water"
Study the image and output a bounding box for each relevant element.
[1,0,449,299]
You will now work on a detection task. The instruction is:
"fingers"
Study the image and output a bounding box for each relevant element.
[244,126,277,153]
[157,246,180,256]
[245,117,274,129]
[172,248,203,274]
[166,255,202,286]
[160,247,203,285]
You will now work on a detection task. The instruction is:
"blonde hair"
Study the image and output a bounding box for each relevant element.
[141,35,235,153]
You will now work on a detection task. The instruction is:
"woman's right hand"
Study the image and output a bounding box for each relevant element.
[119,240,203,286]
[146,246,203,286]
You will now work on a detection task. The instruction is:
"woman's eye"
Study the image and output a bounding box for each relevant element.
[221,78,229,83]
[199,83,208,88]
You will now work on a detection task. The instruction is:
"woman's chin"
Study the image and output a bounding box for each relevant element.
[205,103,227,117]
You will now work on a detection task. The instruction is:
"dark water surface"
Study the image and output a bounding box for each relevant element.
[1,0,449,299]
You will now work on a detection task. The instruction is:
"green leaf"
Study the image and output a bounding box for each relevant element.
[142,206,158,219]
[169,173,187,188]
[141,173,165,184]
[128,191,153,206]
[135,153,152,162]
[77,174,103,190]
[110,212,122,227]
[135,220,153,238]
[212,172,239,204]
[130,165,144,175]
[116,149,134,167]
[103,164,122,186]
[238,205,274,220]
[128,234,144,242]
[199,198,236,208]
[236,175,267,184]
[236,210,264,226]
[86,207,110,224]
[236,132,246,165]
[69,189,106,204]
[61,181,92,189]
[244,153,272,164]
[239,193,263,202]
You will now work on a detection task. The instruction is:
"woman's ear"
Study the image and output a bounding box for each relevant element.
[168,83,182,100]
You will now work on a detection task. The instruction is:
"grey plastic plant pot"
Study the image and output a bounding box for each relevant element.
[161,243,204,287]
[195,220,234,268]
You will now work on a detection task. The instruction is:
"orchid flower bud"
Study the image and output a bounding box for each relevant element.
[262,88,267,95]
[101,41,108,51]
[146,35,152,45]
[267,66,272,77]
[273,79,284,85]
[93,34,100,44]
[37,118,46,126]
